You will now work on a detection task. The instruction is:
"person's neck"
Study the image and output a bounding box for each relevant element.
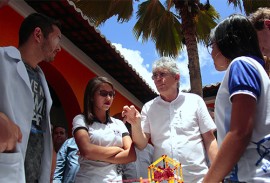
[160,90,178,102]
[94,109,107,123]
[18,45,40,69]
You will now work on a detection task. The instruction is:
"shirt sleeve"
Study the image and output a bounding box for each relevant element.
[196,95,216,134]
[72,114,88,136]
[228,59,261,100]
[141,104,150,134]
[53,139,69,182]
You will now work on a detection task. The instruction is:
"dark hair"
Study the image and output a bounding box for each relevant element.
[52,125,67,135]
[209,14,263,60]
[18,13,61,46]
[83,76,114,125]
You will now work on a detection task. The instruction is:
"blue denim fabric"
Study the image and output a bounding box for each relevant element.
[53,138,79,183]
[224,179,246,183]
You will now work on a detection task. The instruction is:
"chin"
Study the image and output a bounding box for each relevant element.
[218,68,227,71]
[43,58,54,63]
[156,86,164,91]
[215,65,226,71]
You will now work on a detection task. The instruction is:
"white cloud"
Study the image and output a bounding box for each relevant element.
[112,43,157,93]
[198,43,225,85]
[112,42,192,92]
[198,43,212,67]
[112,42,222,93]
[177,43,225,90]
[175,48,190,91]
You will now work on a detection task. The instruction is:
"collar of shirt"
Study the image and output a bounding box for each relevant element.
[93,114,113,124]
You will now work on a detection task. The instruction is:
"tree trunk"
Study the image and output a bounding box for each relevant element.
[174,0,203,97]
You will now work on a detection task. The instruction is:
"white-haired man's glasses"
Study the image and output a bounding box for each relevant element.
[151,72,172,80]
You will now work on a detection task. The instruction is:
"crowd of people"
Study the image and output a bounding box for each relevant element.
[0,4,270,183]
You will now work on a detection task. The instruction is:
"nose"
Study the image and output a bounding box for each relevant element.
[153,78,162,85]
[106,95,113,99]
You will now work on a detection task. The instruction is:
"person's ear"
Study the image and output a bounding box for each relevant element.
[264,19,270,30]
[175,74,180,81]
[34,27,42,43]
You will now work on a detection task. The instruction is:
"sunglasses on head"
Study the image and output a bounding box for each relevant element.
[99,90,115,97]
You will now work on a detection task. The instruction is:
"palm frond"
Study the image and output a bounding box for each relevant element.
[228,0,243,12]
[72,0,133,26]
[196,4,219,44]
[133,0,183,57]
[154,11,183,57]
[133,0,165,42]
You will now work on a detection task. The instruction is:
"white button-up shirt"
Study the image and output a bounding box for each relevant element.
[141,92,216,183]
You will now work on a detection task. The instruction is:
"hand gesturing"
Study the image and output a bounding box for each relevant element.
[122,105,141,125]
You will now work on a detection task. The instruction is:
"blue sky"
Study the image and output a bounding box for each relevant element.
[97,0,242,92]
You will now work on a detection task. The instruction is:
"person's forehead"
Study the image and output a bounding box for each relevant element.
[51,25,62,37]
[153,67,170,73]
[99,83,113,90]
[54,127,66,132]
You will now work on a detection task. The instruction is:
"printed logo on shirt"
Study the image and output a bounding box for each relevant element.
[253,135,270,173]
[227,165,239,182]
[114,130,121,137]
[29,76,46,134]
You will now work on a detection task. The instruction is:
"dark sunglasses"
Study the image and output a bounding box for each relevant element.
[99,90,115,97]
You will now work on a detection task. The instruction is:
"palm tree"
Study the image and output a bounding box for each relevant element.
[72,0,219,97]
[228,0,270,15]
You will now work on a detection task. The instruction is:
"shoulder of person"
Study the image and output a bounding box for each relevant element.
[73,114,84,121]
[180,91,203,99]
[231,56,262,68]
[72,114,86,127]
[143,95,160,107]
[1,46,21,60]
[110,117,123,124]
[146,143,154,151]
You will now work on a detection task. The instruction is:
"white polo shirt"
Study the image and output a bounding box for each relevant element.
[141,92,216,183]
[72,114,129,183]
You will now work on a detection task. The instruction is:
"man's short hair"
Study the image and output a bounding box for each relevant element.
[52,125,67,134]
[249,7,270,30]
[19,13,61,46]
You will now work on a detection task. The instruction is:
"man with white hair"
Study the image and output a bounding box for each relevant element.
[122,57,218,183]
